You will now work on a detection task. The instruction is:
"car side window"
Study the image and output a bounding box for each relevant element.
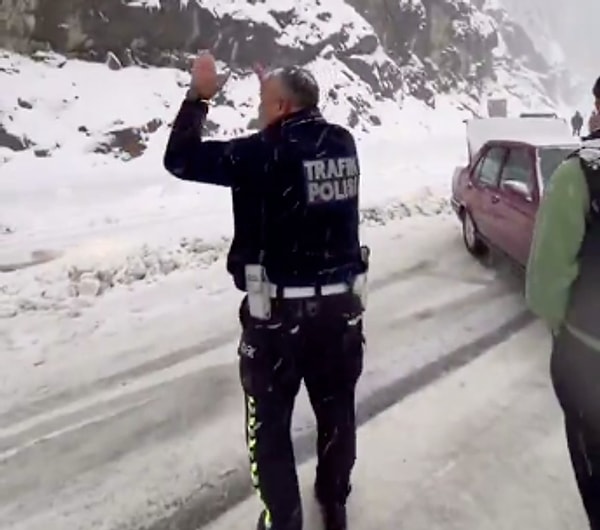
[471,154,486,180]
[474,147,506,187]
[500,148,533,190]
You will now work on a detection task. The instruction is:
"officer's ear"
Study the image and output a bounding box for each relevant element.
[279,97,293,114]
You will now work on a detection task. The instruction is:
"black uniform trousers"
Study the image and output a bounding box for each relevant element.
[552,327,600,528]
[237,292,364,530]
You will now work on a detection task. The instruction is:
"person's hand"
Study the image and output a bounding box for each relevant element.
[190,52,219,100]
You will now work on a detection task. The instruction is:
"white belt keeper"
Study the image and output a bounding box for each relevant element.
[352,272,368,309]
[245,264,271,320]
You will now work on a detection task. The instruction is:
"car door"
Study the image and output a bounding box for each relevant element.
[466,145,507,242]
[495,146,537,264]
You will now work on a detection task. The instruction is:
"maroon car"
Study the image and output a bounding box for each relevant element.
[451,117,579,266]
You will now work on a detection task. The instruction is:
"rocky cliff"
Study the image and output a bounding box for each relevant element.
[0,0,563,100]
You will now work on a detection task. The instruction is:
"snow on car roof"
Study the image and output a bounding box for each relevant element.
[466,117,577,157]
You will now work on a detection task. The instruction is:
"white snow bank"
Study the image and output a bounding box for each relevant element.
[0,187,453,321]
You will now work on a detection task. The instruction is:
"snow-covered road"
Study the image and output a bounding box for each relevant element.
[0,214,539,530]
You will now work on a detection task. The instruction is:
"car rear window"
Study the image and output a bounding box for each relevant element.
[539,147,576,183]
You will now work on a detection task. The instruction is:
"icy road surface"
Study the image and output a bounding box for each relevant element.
[0,213,548,530]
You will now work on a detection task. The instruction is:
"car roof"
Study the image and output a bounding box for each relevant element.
[485,139,580,149]
[466,117,576,155]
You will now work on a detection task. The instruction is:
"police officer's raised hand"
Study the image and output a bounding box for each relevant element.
[190,52,219,100]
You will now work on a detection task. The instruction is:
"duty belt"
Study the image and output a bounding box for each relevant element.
[268,273,365,299]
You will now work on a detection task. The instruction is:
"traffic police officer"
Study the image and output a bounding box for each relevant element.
[164,53,368,530]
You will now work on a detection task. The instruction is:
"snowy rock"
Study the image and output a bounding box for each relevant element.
[93,118,163,160]
[76,273,103,297]
[122,257,147,281]
[158,258,178,275]
[0,124,28,151]
[17,97,32,109]
[106,51,122,70]
[180,238,213,255]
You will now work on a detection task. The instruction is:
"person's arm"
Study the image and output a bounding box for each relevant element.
[163,98,255,186]
[526,159,589,332]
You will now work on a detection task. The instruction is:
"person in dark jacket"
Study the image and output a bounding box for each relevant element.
[164,52,367,530]
[572,110,584,136]
[527,76,600,528]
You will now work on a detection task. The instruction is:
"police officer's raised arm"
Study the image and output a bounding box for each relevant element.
[163,52,258,187]
[163,99,253,186]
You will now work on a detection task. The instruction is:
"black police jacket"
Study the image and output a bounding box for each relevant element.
[164,99,364,290]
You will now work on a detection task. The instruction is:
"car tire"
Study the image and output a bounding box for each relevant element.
[462,211,487,257]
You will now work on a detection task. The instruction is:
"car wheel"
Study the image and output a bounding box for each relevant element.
[462,211,487,257]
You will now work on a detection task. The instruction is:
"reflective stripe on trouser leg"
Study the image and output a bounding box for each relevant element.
[246,395,272,528]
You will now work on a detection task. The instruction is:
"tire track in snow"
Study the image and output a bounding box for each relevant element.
[388,282,506,329]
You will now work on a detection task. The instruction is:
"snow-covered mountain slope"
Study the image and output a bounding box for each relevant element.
[496,0,597,104]
[499,0,599,71]
[0,0,567,163]
[489,0,566,66]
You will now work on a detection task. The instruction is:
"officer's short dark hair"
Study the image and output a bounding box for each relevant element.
[267,66,320,109]
[593,76,600,99]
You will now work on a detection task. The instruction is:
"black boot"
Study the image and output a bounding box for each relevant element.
[314,485,349,530]
[256,507,303,530]
[318,503,347,530]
